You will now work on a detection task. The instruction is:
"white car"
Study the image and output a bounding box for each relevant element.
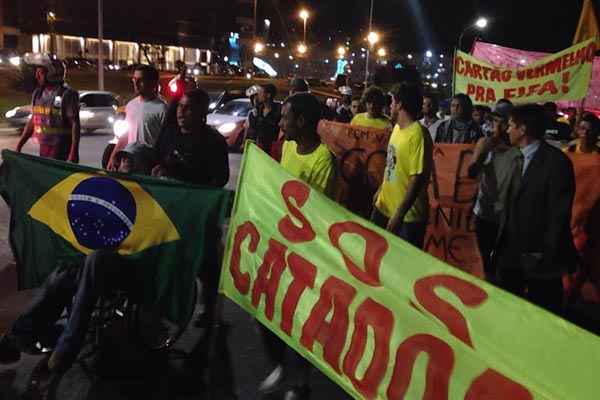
[207,98,253,150]
[4,90,119,133]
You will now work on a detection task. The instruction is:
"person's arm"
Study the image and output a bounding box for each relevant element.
[541,154,576,269]
[67,116,81,163]
[210,137,230,188]
[15,118,34,153]
[107,135,128,171]
[468,137,494,178]
[387,130,433,232]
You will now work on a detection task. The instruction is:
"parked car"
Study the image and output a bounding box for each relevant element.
[208,90,246,112]
[4,90,119,133]
[207,98,253,150]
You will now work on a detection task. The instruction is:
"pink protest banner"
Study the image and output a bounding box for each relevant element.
[472,41,600,112]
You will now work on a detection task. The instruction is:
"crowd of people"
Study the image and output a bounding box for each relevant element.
[1,54,600,399]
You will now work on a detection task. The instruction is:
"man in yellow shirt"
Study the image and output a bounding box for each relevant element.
[350,86,392,130]
[280,93,335,196]
[258,92,334,399]
[371,82,433,248]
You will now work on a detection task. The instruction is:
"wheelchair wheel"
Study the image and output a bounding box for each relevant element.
[133,278,199,351]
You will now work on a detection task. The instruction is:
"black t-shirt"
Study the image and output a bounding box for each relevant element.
[157,124,230,187]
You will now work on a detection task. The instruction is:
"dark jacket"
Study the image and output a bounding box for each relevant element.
[251,102,282,149]
[496,141,577,279]
[156,123,230,187]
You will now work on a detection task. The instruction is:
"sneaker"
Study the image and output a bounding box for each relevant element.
[258,364,284,393]
[283,385,311,400]
[0,334,21,364]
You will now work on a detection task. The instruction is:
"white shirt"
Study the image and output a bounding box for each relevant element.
[125,96,167,148]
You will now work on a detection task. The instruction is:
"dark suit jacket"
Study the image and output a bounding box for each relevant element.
[496,141,577,279]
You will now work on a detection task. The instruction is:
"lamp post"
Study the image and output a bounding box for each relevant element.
[299,9,309,44]
[365,30,379,83]
[458,17,488,51]
[98,0,104,90]
[364,0,376,84]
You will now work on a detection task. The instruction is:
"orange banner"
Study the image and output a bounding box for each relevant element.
[318,121,482,275]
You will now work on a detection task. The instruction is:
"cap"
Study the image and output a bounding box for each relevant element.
[491,101,514,119]
[246,85,260,97]
[115,143,155,173]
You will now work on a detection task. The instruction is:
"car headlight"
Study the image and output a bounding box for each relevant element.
[9,57,20,66]
[113,120,129,137]
[209,102,217,110]
[80,110,95,119]
[108,116,115,124]
[193,68,200,75]
[218,122,237,135]
[5,108,17,118]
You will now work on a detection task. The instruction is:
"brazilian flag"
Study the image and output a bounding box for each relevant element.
[0,150,232,325]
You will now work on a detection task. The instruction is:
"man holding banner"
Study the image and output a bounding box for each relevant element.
[258,92,335,398]
[371,82,433,249]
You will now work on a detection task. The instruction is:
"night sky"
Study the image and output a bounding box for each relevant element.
[10,0,600,53]
[267,0,600,53]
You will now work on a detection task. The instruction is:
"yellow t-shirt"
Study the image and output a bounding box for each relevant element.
[350,113,392,130]
[375,122,430,222]
[281,140,335,196]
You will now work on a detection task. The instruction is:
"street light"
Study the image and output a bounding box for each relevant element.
[337,46,346,58]
[475,17,488,29]
[425,50,433,58]
[299,9,309,43]
[458,16,488,51]
[377,48,386,57]
[367,31,380,46]
[254,42,265,53]
[297,43,307,55]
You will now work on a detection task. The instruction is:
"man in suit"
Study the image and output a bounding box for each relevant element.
[495,104,577,314]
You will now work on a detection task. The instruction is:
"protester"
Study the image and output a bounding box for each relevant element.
[153,89,230,187]
[258,93,335,399]
[435,93,483,143]
[0,143,154,373]
[419,93,439,129]
[468,102,519,282]
[564,112,600,154]
[16,54,80,162]
[350,96,363,117]
[107,64,167,170]
[243,84,261,142]
[335,86,354,123]
[247,83,282,154]
[371,82,433,248]
[482,99,513,137]
[494,104,577,314]
[543,102,572,142]
[351,86,393,130]
[472,105,490,130]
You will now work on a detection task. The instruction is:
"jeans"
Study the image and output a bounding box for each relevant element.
[370,208,427,249]
[12,250,132,366]
[474,216,499,283]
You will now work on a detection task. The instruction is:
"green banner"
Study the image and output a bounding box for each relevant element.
[0,150,232,324]
[454,39,596,105]
[220,143,600,400]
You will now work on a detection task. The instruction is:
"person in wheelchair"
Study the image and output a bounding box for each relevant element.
[0,143,154,373]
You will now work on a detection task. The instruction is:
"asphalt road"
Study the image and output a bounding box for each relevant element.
[0,129,350,399]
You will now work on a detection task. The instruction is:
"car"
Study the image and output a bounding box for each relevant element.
[207,98,253,151]
[0,49,20,67]
[4,90,119,133]
[208,90,246,112]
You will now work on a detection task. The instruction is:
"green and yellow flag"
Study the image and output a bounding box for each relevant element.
[0,150,231,324]
[220,143,600,399]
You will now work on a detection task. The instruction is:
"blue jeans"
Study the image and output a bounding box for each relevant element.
[370,208,427,249]
[12,250,133,367]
